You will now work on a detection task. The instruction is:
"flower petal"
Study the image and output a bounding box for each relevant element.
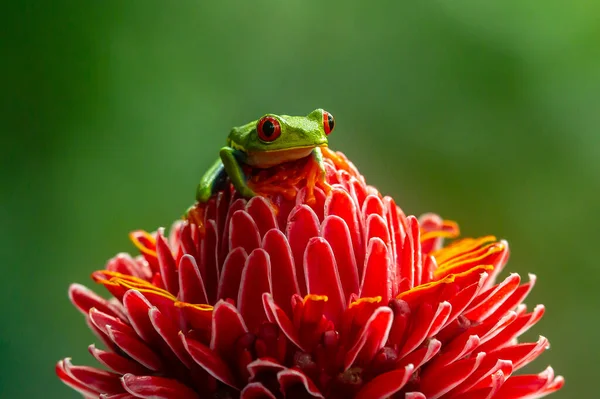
[121,374,199,399]
[262,228,301,315]
[321,215,359,300]
[178,254,208,305]
[286,204,320,296]
[238,248,271,332]
[276,368,324,398]
[355,363,414,399]
[304,237,346,324]
[240,382,277,399]
[181,333,239,389]
[359,237,393,303]
[217,247,248,302]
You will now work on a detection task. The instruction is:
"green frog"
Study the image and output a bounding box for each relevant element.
[195,108,335,203]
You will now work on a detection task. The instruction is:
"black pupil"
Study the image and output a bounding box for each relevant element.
[327,114,335,130]
[262,120,275,137]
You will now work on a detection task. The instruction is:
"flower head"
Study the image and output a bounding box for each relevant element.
[57,148,564,398]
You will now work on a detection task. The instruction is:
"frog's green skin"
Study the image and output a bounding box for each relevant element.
[196,109,331,203]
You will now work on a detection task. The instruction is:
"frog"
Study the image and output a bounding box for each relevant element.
[195,108,335,203]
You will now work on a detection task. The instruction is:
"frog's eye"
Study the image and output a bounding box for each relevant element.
[257,116,282,142]
[323,111,335,135]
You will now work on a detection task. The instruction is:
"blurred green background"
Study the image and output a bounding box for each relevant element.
[2,1,597,398]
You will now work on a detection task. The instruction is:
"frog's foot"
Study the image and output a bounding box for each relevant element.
[321,146,351,173]
[184,204,206,235]
[304,158,331,206]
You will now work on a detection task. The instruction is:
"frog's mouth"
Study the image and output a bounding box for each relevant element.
[245,144,327,169]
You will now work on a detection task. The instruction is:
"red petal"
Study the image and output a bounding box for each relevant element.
[396,338,441,370]
[69,283,124,320]
[262,228,301,316]
[247,358,286,381]
[181,334,239,389]
[178,254,208,305]
[485,274,536,323]
[156,229,179,296]
[201,219,220,303]
[344,306,393,369]
[359,237,392,303]
[217,247,248,302]
[246,196,278,238]
[238,248,271,332]
[286,204,320,296]
[106,325,163,371]
[240,382,277,399]
[56,359,98,397]
[324,187,364,275]
[494,367,564,399]
[420,352,486,399]
[276,368,324,398]
[149,307,194,368]
[122,290,161,344]
[88,344,149,375]
[321,215,359,300]
[211,300,249,359]
[262,293,304,351]
[355,364,414,399]
[477,305,545,353]
[121,374,199,399]
[488,336,549,371]
[464,273,521,322]
[304,237,346,324]
[61,358,123,395]
[229,210,261,254]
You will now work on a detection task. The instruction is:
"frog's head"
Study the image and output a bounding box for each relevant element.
[229,109,335,167]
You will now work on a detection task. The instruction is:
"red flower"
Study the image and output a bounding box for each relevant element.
[57,148,564,398]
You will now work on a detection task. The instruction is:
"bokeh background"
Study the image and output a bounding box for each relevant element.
[2,1,598,397]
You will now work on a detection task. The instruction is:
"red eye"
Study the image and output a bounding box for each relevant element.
[257,116,281,142]
[323,111,335,135]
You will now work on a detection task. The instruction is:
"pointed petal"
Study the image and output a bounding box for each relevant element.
[420,352,486,399]
[122,290,161,344]
[464,273,521,322]
[178,254,208,305]
[88,344,149,375]
[121,374,199,399]
[61,358,123,395]
[201,219,220,303]
[355,364,414,399]
[241,382,277,399]
[344,306,393,369]
[69,283,125,320]
[105,325,163,371]
[262,293,304,351]
[181,333,239,389]
[156,229,179,296]
[276,368,324,398]
[149,307,194,368]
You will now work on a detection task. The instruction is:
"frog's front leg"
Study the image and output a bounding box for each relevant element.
[196,158,227,203]
[220,146,257,199]
[312,146,326,180]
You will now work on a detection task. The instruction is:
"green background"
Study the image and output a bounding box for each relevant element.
[2,1,596,398]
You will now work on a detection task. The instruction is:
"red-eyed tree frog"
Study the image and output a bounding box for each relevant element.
[195,108,335,203]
